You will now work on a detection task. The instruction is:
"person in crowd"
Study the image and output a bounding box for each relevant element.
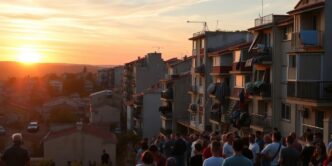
[222,139,253,166]
[278,135,300,166]
[255,131,264,151]
[190,142,203,166]
[137,150,155,166]
[310,142,327,166]
[149,145,166,166]
[202,136,218,159]
[172,133,187,166]
[163,134,175,158]
[166,157,176,166]
[301,133,316,166]
[263,134,272,147]
[327,133,332,153]
[202,141,224,166]
[222,133,234,159]
[323,149,332,166]
[191,134,203,158]
[1,133,30,166]
[242,137,253,161]
[260,132,283,166]
[249,134,260,165]
[136,140,149,165]
[314,132,324,145]
[289,132,302,153]
[101,149,111,166]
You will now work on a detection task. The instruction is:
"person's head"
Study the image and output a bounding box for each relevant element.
[263,134,272,144]
[221,134,227,143]
[314,142,327,158]
[256,131,263,139]
[12,133,23,145]
[149,144,159,155]
[165,157,176,166]
[232,139,244,153]
[141,141,149,151]
[289,132,297,139]
[102,149,106,153]
[314,132,323,142]
[211,141,221,156]
[272,132,281,142]
[226,133,233,143]
[273,128,279,133]
[194,143,202,154]
[306,133,313,143]
[286,135,294,147]
[242,137,250,148]
[249,134,256,143]
[141,150,154,165]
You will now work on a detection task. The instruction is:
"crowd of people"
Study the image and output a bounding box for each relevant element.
[134,129,332,166]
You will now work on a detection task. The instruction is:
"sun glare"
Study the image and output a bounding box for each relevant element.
[17,47,42,64]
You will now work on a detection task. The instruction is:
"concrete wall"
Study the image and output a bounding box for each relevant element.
[44,132,116,166]
[91,106,120,125]
[323,0,332,81]
[298,54,321,80]
[142,93,162,138]
[113,67,124,88]
[173,75,191,131]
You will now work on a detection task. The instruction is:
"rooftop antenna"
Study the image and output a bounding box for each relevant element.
[152,46,163,52]
[187,21,209,31]
[262,0,264,17]
[216,20,221,30]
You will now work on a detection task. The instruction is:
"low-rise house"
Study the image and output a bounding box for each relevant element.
[43,123,117,166]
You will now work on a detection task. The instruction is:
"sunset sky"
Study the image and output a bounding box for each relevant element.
[0,0,298,65]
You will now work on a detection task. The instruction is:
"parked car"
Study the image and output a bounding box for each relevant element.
[0,126,6,135]
[27,122,39,132]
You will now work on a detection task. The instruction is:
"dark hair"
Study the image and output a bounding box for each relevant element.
[233,139,244,152]
[141,150,154,164]
[272,132,282,141]
[306,133,313,142]
[211,141,221,153]
[194,143,202,152]
[141,141,149,151]
[286,135,294,145]
[315,132,323,139]
[149,144,158,153]
[242,137,250,147]
[255,131,262,136]
[166,157,176,166]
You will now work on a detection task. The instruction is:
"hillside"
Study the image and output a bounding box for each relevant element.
[0,61,104,80]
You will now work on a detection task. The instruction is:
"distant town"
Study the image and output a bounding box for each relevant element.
[0,0,331,166]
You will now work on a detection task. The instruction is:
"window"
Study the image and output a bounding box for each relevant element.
[316,111,324,128]
[281,103,291,120]
[213,57,220,66]
[234,51,241,62]
[289,56,296,68]
[235,75,244,88]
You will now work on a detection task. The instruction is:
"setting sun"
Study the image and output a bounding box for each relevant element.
[17,47,42,64]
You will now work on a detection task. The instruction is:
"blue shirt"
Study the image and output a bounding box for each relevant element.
[202,156,224,166]
[222,155,253,166]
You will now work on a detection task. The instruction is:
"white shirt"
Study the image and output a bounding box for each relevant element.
[249,142,260,163]
[261,142,284,166]
[202,156,224,166]
[223,142,234,158]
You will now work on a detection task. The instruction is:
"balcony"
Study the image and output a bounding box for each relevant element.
[160,127,172,136]
[133,109,141,119]
[134,95,143,106]
[200,48,205,56]
[210,111,221,124]
[159,106,172,116]
[287,81,332,100]
[250,113,272,132]
[291,31,324,51]
[254,14,273,27]
[188,85,199,94]
[161,88,173,100]
[231,62,252,73]
[194,65,205,75]
[188,103,198,113]
[231,87,244,99]
[246,81,271,99]
[211,66,232,75]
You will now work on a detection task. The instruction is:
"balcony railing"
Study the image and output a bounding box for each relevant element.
[188,103,198,113]
[195,65,205,75]
[246,81,271,98]
[211,66,232,74]
[250,113,272,131]
[161,88,173,100]
[210,112,221,123]
[160,127,172,136]
[291,31,324,50]
[232,62,252,72]
[200,48,205,56]
[189,85,199,94]
[254,14,273,27]
[287,81,332,100]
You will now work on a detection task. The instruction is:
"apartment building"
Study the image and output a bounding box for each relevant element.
[244,14,291,134]
[207,42,251,133]
[286,0,332,143]
[159,57,192,136]
[179,31,251,133]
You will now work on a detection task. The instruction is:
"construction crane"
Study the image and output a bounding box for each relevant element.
[187,21,209,31]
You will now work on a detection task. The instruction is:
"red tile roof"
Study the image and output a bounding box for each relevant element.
[44,124,117,144]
